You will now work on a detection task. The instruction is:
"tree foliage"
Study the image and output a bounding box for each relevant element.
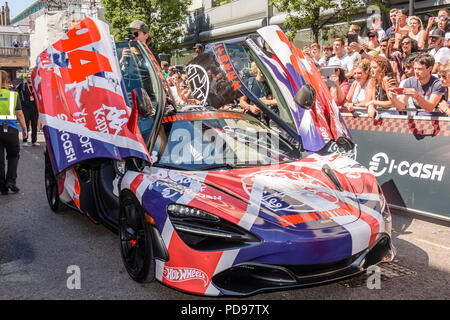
[269,0,387,43]
[102,0,192,54]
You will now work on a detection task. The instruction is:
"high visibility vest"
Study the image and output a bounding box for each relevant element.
[0,89,18,120]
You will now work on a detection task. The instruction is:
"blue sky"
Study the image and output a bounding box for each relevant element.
[3,0,37,20]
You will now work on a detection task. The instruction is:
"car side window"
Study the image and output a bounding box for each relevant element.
[116,41,162,144]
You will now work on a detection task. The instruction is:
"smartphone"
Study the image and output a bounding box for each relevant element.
[390,32,396,39]
[320,67,336,87]
[435,16,440,23]
[347,33,358,44]
[386,71,394,78]
[393,87,405,94]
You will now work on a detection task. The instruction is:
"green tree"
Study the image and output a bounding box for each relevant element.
[269,0,387,43]
[102,0,192,54]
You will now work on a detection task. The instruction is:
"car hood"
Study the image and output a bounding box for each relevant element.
[32,17,150,175]
[163,154,379,231]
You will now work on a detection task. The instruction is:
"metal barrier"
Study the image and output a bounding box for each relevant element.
[340,107,450,222]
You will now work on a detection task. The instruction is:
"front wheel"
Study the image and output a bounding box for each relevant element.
[119,190,155,283]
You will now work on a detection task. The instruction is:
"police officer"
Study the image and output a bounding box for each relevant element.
[17,72,39,146]
[0,70,27,195]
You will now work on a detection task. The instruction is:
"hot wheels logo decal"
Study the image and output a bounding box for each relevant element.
[163,266,209,287]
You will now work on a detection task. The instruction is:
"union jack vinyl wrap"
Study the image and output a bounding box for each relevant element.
[38,19,395,297]
[256,26,352,152]
[32,17,150,175]
[119,152,391,296]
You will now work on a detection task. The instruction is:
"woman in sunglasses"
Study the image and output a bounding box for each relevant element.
[390,35,418,81]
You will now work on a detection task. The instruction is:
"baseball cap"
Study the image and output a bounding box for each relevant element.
[430,28,445,38]
[127,20,149,34]
[194,43,204,50]
[368,30,378,37]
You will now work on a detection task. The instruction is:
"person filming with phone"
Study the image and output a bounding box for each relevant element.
[389,54,445,115]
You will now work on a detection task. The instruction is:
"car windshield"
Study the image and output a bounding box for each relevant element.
[151,110,302,170]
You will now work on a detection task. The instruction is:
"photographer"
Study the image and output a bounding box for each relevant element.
[120,20,160,66]
[423,9,450,49]
[328,63,350,107]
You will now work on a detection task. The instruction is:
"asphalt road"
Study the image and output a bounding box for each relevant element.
[0,133,449,301]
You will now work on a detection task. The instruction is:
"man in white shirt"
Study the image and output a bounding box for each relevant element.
[328,38,348,72]
[429,28,450,74]
[342,40,361,76]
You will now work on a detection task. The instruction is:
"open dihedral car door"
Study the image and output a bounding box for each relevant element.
[256,25,353,153]
[32,17,150,175]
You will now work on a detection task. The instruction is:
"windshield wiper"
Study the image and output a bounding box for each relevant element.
[195,163,237,171]
[152,163,188,170]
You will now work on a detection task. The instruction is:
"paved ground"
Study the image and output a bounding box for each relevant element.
[0,133,449,301]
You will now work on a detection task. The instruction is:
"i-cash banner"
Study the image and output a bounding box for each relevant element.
[32,17,150,175]
[342,112,450,220]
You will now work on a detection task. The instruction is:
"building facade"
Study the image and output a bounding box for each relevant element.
[0,1,30,86]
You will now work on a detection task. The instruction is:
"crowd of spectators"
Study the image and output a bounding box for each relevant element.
[161,60,202,105]
[302,8,450,118]
[161,10,450,119]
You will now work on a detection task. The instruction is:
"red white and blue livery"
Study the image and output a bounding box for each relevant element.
[35,18,395,296]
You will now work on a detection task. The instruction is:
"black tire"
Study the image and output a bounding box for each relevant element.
[44,152,65,213]
[119,190,155,283]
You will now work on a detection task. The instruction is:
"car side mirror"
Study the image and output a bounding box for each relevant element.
[294,84,316,110]
[131,88,153,118]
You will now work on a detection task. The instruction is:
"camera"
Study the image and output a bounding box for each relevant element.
[124,33,136,41]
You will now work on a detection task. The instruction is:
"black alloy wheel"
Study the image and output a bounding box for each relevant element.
[119,190,155,283]
[44,152,64,212]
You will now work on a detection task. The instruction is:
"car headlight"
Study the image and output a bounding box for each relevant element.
[167,204,220,222]
[167,204,260,251]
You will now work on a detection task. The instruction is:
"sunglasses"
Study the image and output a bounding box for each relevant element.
[128,31,140,38]
[401,41,411,45]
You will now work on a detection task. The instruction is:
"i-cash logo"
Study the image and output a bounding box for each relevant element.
[369,152,445,181]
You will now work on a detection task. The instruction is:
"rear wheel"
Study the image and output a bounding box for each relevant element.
[119,190,155,283]
[44,152,65,213]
